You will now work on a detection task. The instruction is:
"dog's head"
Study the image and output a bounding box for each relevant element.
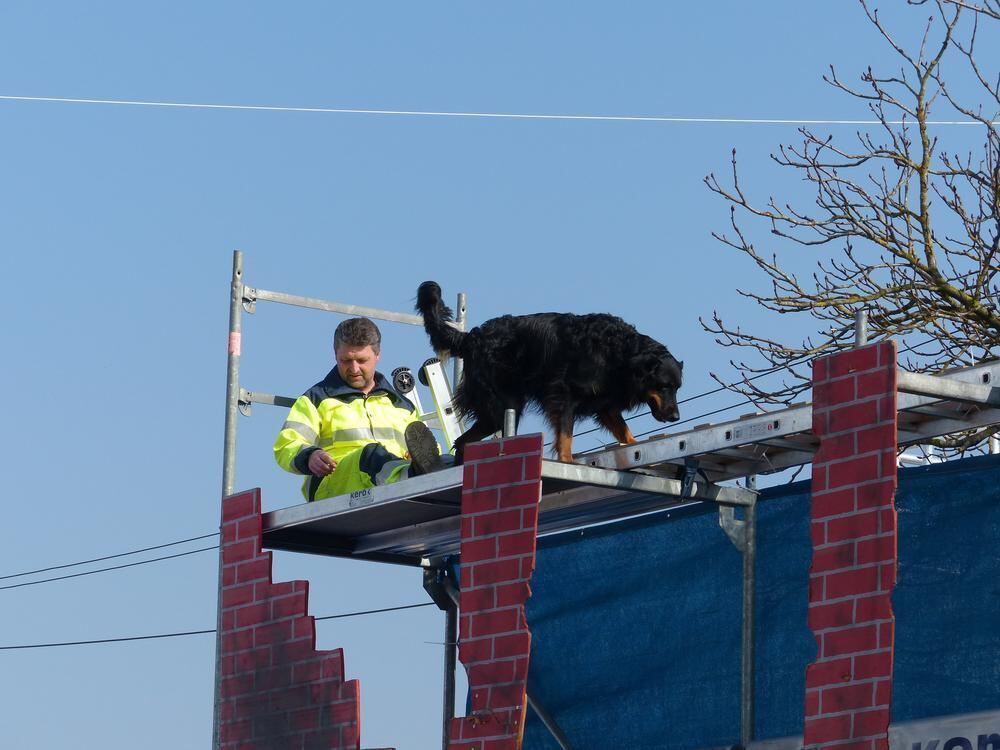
[632,347,683,423]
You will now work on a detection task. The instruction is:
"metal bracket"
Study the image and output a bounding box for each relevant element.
[238,387,253,417]
[680,457,701,498]
[719,506,747,552]
[242,285,257,314]
[719,476,758,553]
[421,558,459,611]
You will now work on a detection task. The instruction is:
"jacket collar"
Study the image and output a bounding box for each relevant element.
[318,367,414,410]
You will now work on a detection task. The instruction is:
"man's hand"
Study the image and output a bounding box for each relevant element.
[308,450,337,476]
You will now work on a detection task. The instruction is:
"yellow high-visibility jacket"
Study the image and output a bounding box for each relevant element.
[274,368,420,501]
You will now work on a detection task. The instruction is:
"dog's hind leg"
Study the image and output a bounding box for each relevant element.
[546,407,577,463]
[597,410,638,446]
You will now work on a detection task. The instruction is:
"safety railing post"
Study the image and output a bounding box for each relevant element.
[214,249,244,749]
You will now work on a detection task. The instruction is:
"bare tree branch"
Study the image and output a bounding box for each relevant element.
[704,0,1000,456]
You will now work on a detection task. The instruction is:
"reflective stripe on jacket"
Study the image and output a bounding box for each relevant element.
[273,368,419,499]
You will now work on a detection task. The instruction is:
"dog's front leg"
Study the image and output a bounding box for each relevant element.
[597,411,637,446]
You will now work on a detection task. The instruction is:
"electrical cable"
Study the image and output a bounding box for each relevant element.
[0,602,437,650]
[0,545,219,591]
[0,95,994,126]
[0,532,219,581]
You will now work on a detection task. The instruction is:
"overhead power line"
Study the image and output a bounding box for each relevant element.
[0,602,436,650]
[0,532,219,582]
[0,545,219,591]
[0,95,994,126]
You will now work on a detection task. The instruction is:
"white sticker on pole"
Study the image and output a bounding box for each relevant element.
[229,332,241,356]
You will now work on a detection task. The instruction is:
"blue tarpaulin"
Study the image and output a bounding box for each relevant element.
[512,453,1000,749]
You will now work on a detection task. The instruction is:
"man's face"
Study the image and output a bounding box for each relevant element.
[336,344,380,393]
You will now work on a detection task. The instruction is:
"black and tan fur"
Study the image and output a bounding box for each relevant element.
[415,281,683,462]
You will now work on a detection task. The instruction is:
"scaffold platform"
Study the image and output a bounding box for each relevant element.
[262,460,752,565]
[261,360,1000,565]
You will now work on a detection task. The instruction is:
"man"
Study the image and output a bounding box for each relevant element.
[274,317,442,502]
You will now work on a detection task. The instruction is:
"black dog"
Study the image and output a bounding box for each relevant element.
[415,281,683,462]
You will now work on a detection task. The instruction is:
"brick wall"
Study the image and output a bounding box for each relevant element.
[449,434,544,750]
[805,342,898,750]
[217,488,362,750]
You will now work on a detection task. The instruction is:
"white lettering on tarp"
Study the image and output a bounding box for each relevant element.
[742,712,1000,750]
[893,711,1000,750]
[912,736,1000,750]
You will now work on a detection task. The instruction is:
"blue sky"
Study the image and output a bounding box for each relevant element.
[0,2,985,748]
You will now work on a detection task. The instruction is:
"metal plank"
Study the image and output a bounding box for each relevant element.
[897,361,999,411]
[582,405,813,473]
[897,408,1000,445]
[263,467,464,534]
[898,369,1000,407]
[540,460,754,505]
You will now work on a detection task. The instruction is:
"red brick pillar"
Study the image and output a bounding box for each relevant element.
[449,434,543,750]
[217,489,363,750]
[805,342,898,750]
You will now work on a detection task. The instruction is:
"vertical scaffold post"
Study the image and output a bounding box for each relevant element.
[741,475,757,748]
[214,249,244,749]
[503,408,517,438]
[855,309,869,347]
[442,601,457,750]
[221,250,244,497]
[454,292,467,388]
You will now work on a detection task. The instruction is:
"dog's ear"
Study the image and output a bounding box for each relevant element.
[630,352,659,373]
[678,360,684,370]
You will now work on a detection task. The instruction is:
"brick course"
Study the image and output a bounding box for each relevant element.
[449,435,543,750]
[216,488,363,750]
[804,342,898,750]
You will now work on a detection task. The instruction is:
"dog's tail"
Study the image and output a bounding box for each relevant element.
[415,281,467,358]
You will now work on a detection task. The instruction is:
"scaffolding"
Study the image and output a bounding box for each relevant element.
[215,250,1000,750]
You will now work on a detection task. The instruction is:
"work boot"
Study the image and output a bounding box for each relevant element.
[405,421,443,476]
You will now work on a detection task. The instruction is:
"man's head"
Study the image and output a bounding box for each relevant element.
[334,317,381,393]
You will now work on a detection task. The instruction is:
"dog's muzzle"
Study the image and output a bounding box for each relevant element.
[648,395,680,423]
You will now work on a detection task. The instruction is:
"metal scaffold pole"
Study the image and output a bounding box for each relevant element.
[214,249,244,749]
[741,475,757,747]
[222,250,244,497]
[442,602,457,749]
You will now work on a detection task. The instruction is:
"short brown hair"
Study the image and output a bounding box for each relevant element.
[334,317,381,354]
